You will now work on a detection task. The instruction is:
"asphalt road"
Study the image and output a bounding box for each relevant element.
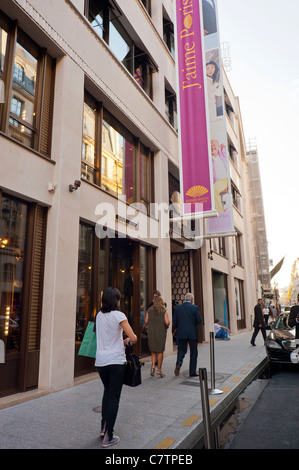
[220,364,299,449]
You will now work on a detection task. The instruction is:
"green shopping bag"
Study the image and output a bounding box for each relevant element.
[78,321,97,358]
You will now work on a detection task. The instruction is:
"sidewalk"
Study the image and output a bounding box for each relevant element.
[0,331,267,449]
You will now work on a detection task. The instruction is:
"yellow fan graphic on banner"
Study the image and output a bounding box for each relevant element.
[186,186,209,198]
[184,14,193,30]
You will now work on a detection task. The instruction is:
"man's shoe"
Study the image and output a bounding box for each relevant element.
[190,373,199,377]
[100,425,106,438]
[250,342,256,346]
[174,364,180,376]
[102,432,120,448]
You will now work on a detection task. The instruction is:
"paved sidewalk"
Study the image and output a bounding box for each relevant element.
[0,330,267,449]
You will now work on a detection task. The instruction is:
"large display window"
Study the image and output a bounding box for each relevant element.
[0,193,46,396]
[81,93,154,208]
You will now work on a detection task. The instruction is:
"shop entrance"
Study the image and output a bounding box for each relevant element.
[109,239,134,325]
[108,239,153,356]
[170,241,205,344]
[75,226,154,377]
[212,270,230,328]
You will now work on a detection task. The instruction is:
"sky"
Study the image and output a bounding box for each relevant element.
[216,0,299,289]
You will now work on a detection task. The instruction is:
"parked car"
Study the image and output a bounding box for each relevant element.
[265,313,299,366]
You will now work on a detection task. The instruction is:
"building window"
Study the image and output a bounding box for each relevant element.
[140,0,151,15]
[165,88,177,131]
[85,0,156,98]
[232,232,242,266]
[0,11,55,157]
[82,92,153,205]
[163,16,175,58]
[82,100,97,183]
[0,21,8,79]
[231,183,242,212]
[102,111,134,199]
[210,237,226,257]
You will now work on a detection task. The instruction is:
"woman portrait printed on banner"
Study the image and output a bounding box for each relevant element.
[211,139,229,213]
[206,55,223,120]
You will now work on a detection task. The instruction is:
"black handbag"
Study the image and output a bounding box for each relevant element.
[124,346,143,387]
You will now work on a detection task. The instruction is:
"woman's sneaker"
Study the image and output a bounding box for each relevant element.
[102,432,120,448]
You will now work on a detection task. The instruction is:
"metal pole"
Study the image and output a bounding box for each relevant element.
[209,332,223,395]
[199,368,214,449]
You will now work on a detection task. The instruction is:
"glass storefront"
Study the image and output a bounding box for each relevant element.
[0,193,46,396]
[0,196,27,356]
[75,222,154,376]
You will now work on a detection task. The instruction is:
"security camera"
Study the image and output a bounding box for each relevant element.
[69,180,81,192]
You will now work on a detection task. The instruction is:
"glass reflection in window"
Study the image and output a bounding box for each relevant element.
[101,117,134,200]
[76,224,94,345]
[8,41,37,147]
[0,197,27,355]
[88,0,104,39]
[109,19,133,73]
[82,102,96,183]
[0,27,8,77]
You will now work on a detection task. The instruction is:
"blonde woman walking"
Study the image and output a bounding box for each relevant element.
[144,296,170,378]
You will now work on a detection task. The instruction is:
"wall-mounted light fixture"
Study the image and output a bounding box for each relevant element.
[69,180,81,192]
[208,250,213,261]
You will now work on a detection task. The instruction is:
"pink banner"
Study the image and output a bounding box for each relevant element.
[175,0,214,215]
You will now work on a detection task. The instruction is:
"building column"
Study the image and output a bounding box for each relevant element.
[38,56,84,391]
[154,151,173,354]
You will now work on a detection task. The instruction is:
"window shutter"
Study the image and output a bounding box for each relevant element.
[39,54,55,157]
[27,205,46,351]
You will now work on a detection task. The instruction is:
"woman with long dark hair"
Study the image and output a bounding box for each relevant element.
[95,287,137,448]
[206,60,222,120]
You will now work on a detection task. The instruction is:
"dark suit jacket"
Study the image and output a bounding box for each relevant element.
[288,305,299,339]
[172,302,202,340]
[253,304,265,328]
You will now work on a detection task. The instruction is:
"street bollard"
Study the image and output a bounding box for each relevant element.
[209,332,223,395]
[199,368,214,449]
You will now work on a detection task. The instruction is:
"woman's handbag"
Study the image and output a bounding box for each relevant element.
[78,321,97,358]
[124,346,143,387]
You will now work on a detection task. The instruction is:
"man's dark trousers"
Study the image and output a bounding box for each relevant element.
[177,339,198,376]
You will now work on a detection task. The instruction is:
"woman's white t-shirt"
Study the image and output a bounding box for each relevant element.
[95,310,127,367]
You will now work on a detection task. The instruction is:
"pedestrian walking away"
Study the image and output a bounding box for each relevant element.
[144,295,170,378]
[263,303,270,326]
[95,287,137,448]
[214,318,230,340]
[172,293,202,377]
[250,298,266,346]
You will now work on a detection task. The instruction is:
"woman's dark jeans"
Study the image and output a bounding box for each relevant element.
[97,364,126,439]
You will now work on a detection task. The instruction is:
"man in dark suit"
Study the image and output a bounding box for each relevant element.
[250,298,266,346]
[289,295,299,363]
[288,295,299,340]
[172,293,202,377]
